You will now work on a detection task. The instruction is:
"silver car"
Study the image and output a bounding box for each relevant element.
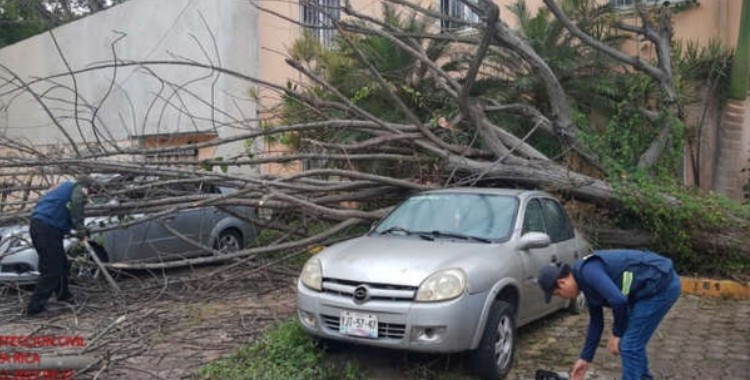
[0,183,256,284]
[296,188,589,380]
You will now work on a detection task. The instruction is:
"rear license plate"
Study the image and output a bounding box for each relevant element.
[339,311,378,338]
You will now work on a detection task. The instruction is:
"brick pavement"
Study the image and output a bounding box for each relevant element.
[509,295,750,380]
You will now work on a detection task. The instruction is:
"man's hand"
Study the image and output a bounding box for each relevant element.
[73,229,89,240]
[571,359,589,380]
[607,335,620,355]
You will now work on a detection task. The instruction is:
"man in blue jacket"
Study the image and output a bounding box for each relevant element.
[25,176,94,316]
[537,249,681,380]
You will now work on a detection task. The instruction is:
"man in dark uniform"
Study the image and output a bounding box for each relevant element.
[537,249,681,380]
[25,176,94,316]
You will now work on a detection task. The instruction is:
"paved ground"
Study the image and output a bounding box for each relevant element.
[507,294,750,380]
[333,294,750,380]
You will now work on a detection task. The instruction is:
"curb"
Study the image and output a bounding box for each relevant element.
[680,277,750,300]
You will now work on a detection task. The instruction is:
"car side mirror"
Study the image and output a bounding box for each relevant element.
[518,232,551,250]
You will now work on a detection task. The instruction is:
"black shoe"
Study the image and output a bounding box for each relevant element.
[25,306,47,317]
[58,291,73,301]
[57,294,77,307]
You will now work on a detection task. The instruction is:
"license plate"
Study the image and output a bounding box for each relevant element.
[339,311,378,338]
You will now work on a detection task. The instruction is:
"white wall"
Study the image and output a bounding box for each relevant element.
[0,0,259,172]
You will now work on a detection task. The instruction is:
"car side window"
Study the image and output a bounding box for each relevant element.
[541,199,574,242]
[522,199,546,235]
[200,182,221,194]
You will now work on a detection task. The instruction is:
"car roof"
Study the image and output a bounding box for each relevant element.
[421,187,552,199]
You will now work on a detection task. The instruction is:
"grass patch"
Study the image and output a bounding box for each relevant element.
[198,319,362,380]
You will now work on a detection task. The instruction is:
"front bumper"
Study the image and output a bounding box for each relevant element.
[0,271,40,285]
[296,280,486,353]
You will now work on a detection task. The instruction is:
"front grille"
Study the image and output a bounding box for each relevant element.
[320,313,406,339]
[0,263,33,273]
[322,278,417,302]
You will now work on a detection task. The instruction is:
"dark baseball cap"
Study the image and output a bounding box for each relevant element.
[537,263,571,303]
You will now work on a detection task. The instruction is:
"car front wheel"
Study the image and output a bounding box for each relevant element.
[70,242,110,282]
[214,229,243,254]
[471,300,516,380]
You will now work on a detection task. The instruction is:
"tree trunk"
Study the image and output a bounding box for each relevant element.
[713,99,748,200]
[714,0,750,200]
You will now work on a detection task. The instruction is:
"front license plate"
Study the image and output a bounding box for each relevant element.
[339,311,378,338]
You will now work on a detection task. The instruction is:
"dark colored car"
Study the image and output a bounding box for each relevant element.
[0,178,256,283]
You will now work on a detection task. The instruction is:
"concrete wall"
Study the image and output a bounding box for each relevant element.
[0,0,260,174]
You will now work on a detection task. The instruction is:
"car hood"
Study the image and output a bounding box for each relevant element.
[316,235,503,287]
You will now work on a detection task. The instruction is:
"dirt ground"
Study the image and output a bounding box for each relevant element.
[0,263,299,379]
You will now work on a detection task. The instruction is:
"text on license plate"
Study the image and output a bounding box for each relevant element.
[339,311,378,338]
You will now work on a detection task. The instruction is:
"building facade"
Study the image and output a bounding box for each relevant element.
[0,0,260,174]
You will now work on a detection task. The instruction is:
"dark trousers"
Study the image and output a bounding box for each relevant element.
[27,219,71,312]
[620,271,681,380]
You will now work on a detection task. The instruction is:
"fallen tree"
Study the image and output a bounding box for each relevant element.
[0,0,747,278]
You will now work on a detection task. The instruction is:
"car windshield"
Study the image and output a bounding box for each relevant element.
[373,193,518,241]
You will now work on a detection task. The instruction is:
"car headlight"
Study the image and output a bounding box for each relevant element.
[300,257,322,291]
[415,268,467,302]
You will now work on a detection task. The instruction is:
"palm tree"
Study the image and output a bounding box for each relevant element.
[713,0,750,200]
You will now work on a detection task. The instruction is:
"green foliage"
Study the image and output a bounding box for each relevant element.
[477,0,630,159]
[199,319,362,380]
[0,1,128,47]
[282,5,458,179]
[613,178,750,276]
[504,0,627,112]
[578,72,673,175]
[590,37,742,276]
[0,1,47,47]
[282,0,636,172]
[673,39,733,107]
[728,0,750,99]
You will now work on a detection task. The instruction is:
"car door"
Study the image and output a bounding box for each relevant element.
[100,213,155,262]
[196,184,227,247]
[144,182,210,259]
[539,198,584,313]
[119,182,209,261]
[103,210,205,262]
[517,198,560,321]
[540,197,582,265]
[156,207,209,258]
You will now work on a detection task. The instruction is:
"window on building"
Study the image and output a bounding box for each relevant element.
[132,131,217,166]
[301,0,340,48]
[610,0,686,8]
[440,0,480,32]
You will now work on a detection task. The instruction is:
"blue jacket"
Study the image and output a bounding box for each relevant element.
[572,249,676,361]
[31,181,86,232]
